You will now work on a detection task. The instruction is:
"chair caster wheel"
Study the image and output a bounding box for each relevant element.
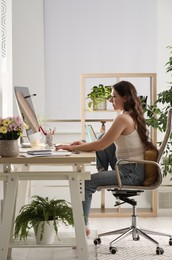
[109,246,117,254]
[133,235,140,241]
[169,238,172,246]
[94,238,101,245]
[156,247,164,255]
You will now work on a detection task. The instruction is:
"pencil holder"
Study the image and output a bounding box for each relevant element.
[45,133,54,148]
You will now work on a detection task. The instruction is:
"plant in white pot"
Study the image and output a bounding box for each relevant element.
[86,84,112,110]
[14,195,74,244]
[0,116,28,157]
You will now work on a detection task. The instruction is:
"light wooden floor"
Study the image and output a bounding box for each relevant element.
[2,209,172,260]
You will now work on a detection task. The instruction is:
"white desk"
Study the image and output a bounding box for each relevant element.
[0,152,95,260]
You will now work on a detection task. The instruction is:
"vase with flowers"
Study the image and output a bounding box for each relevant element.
[0,116,27,157]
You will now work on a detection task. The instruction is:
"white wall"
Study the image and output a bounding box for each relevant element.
[11,0,172,130]
[157,0,172,93]
[12,0,45,121]
[44,0,157,121]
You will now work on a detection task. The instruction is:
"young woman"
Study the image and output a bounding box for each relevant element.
[56,81,156,236]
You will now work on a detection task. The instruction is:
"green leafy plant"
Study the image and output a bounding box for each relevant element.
[144,46,172,177]
[14,195,74,241]
[86,84,112,110]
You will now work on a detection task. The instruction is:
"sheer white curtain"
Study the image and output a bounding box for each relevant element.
[0,0,13,117]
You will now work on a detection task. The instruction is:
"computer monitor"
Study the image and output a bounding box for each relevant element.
[14,86,40,145]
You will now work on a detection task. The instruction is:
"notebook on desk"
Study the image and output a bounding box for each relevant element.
[20,149,72,157]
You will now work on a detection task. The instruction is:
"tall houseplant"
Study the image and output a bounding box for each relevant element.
[14,195,74,243]
[144,46,172,177]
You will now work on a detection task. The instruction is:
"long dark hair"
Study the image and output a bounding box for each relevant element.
[113,81,156,150]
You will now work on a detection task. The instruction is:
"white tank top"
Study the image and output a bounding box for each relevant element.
[115,130,145,161]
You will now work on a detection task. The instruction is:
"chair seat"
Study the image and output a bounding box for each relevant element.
[111,189,143,197]
[97,183,160,191]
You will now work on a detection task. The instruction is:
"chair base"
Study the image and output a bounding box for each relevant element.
[94,213,172,255]
[97,224,172,245]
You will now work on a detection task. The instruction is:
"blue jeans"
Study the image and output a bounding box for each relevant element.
[82,142,145,225]
[96,132,117,171]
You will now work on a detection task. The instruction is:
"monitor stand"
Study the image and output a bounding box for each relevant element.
[20,136,32,148]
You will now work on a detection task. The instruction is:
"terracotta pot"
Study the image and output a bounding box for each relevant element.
[0,139,19,157]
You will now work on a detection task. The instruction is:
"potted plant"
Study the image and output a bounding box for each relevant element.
[0,116,28,157]
[14,195,74,244]
[144,46,172,178]
[86,84,112,110]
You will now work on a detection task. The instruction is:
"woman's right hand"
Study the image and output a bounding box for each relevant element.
[70,140,85,146]
[55,140,85,151]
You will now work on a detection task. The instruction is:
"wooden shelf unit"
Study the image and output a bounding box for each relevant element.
[81,73,158,217]
[81,73,157,142]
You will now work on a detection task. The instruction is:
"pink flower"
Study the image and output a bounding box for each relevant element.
[0,116,28,140]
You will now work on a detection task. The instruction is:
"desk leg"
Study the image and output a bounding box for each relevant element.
[68,175,89,260]
[15,164,30,216]
[0,176,18,260]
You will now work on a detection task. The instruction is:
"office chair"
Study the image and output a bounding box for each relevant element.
[94,107,172,255]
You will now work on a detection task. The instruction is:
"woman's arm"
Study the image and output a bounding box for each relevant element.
[56,114,128,152]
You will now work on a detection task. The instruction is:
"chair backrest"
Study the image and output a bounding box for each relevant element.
[143,107,172,187]
[157,107,172,163]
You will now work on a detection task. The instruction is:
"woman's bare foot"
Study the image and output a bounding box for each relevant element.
[86,226,90,237]
[72,226,91,249]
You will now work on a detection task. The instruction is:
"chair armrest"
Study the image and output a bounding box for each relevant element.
[115,159,161,188]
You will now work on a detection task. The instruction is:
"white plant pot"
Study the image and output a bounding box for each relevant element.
[34,220,57,244]
[93,99,107,110]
